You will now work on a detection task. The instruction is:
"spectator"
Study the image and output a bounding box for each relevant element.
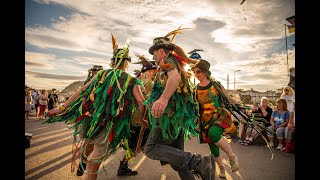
[233,113,246,144]
[242,97,272,146]
[266,98,290,150]
[25,90,33,119]
[31,89,37,99]
[234,103,254,144]
[280,86,295,112]
[33,91,40,117]
[38,89,48,120]
[48,89,59,110]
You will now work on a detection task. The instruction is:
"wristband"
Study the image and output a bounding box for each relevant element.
[59,105,66,111]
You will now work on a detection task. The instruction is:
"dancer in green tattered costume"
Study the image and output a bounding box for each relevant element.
[142,26,214,180]
[44,34,146,180]
[143,60,198,141]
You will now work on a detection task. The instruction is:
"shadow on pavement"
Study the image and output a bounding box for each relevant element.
[25,156,74,180]
[33,128,72,139]
[31,131,73,148]
[26,139,71,159]
[25,151,72,176]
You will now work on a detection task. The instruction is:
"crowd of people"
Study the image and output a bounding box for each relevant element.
[233,86,295,153]
[24,87,60,120]
[26,28,295,180]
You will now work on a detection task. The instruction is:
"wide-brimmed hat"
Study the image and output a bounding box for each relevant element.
[91,65,103,71]
[148,37,175,55]
[133,52,157,77]
[191,59,210,72]
[148,26,200,66]
[140,60,156,72]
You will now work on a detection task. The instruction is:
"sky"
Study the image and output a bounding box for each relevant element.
[25,0,295,92]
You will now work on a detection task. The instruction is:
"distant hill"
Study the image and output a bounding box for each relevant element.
[61,81,85,93]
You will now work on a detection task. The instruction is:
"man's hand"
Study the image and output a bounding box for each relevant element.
[151,98,168,118]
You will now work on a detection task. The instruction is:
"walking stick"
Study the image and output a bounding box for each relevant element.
[134,126,146,154]
[134,108,148,155]
[126,108,148,161]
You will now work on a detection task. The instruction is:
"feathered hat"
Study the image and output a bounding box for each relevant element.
[148,25,199,65]
[111,33,131,63]
[133,52,157,77]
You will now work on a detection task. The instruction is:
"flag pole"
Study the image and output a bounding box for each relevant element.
[284,24,289,77]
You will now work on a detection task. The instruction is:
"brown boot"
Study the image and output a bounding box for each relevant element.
[229,154,239,172]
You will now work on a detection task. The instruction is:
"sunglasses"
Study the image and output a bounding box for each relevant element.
[194,70,202,74]
[284,89,288,91]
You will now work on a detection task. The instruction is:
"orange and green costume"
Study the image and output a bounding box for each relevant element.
[196,80,233,156]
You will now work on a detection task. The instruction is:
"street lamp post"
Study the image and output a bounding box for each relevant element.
[234,70,241,93]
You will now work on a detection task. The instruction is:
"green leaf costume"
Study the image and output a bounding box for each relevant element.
[143,54,198,141]
[42,68,142,166]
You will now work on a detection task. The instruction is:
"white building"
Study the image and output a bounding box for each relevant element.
[228,88,281,105]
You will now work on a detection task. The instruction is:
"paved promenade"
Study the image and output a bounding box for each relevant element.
[25,111,295,180]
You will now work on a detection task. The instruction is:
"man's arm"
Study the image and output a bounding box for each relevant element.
[47,74,96,116]
[63,75,96,108]
[151,68,180,118]
[160,69,180,101]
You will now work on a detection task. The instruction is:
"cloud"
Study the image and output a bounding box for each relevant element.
[212,49,295,91]
[25,61,47,67]
[26,70,86,80]
[25,70,87,90]
[26,33,79,49]
[27,0,294,56]
[209,0,295,53]
[26,0,295,91]
[25,51,110,75]
[25,51,56,70]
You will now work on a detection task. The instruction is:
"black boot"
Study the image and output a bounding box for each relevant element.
[117,161,138,176]
[76,162,86,176]
[192,154,213,180]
